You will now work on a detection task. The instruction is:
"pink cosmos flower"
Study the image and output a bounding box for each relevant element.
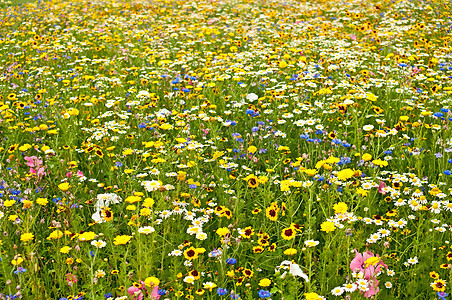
[24,156,46,180]
[377,181,387,195]
[128,286,144,300]
[127,281,160,300]
[66,273,78,287]
[350,249,387,298]
[364,278,380,298]
[24,156,42,168]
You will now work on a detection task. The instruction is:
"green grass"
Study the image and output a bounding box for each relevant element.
[3,0,35,5]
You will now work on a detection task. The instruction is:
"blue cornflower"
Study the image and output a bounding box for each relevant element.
[258,290,271,298]
[437,292,448,300]
[226,258,237,264]
[444,170,451,175]
[433,112,444,118]
[217,288,228,296]
[158,290,167,296]
[14,267,26,274]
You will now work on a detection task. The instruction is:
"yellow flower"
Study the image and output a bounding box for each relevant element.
[78,231,96,241]
[336,169,355,181]
[320,221,336,233]
[279,60,288,68]
[8,215,18,221]
[303,169,318,176]
[183,247,205,261]
[47,230,64,240]
[226,270,235,277]
[125,196,141,203]
[19,144,32,151]
[356,188,368,197]
[60,246,72,254]
[140,207,151,216]
[20,233,34,242]
[22,200,33,209]
[283,248,297,256]
[126,205,136,211]
[11,257,24,266]
[65,258,74,265]
[177,171,187,181]
[372,159,388,167]
[113,235,132,245]
[247,145,257,154]
[144,276,160,287]
[258,278,272,287]
[333,202,348,214]
[122,148,133,156]
[4,200,16,207]
[36,198,48,206]
[365,257,380,268]
[142,198,154,207]
[159,123,173,130]
[281,227,296,240]
[216,227,230,236]
[58,182,70,191]
[304,292,321,300]
[362,153,372,161]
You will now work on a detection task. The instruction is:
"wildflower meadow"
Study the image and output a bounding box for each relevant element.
[0,0,451,299]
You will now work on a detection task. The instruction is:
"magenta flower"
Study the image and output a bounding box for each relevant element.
[377,181,387,194]
[150,286,160,300]
[24,156,46,180]
[363,278,380,298]
[128,286,144,300]
[128,281,160,300]
[66,273,78,287]
[350,249,387,298]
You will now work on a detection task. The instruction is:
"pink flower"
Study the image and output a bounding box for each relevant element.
[150,286,160,300]
[350,250,387,298]
[128,286,144,300]
[363,279,380,298]
[35,167,46,180]
[66,273,78,287]
[25,156,46,180]
[377,181,387,195]
[25,156,43,168]
[127,282,160,300]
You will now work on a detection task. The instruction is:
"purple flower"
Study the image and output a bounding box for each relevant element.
[217,288,228,296]
[226,258,237,264]
[258,290,271,298]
